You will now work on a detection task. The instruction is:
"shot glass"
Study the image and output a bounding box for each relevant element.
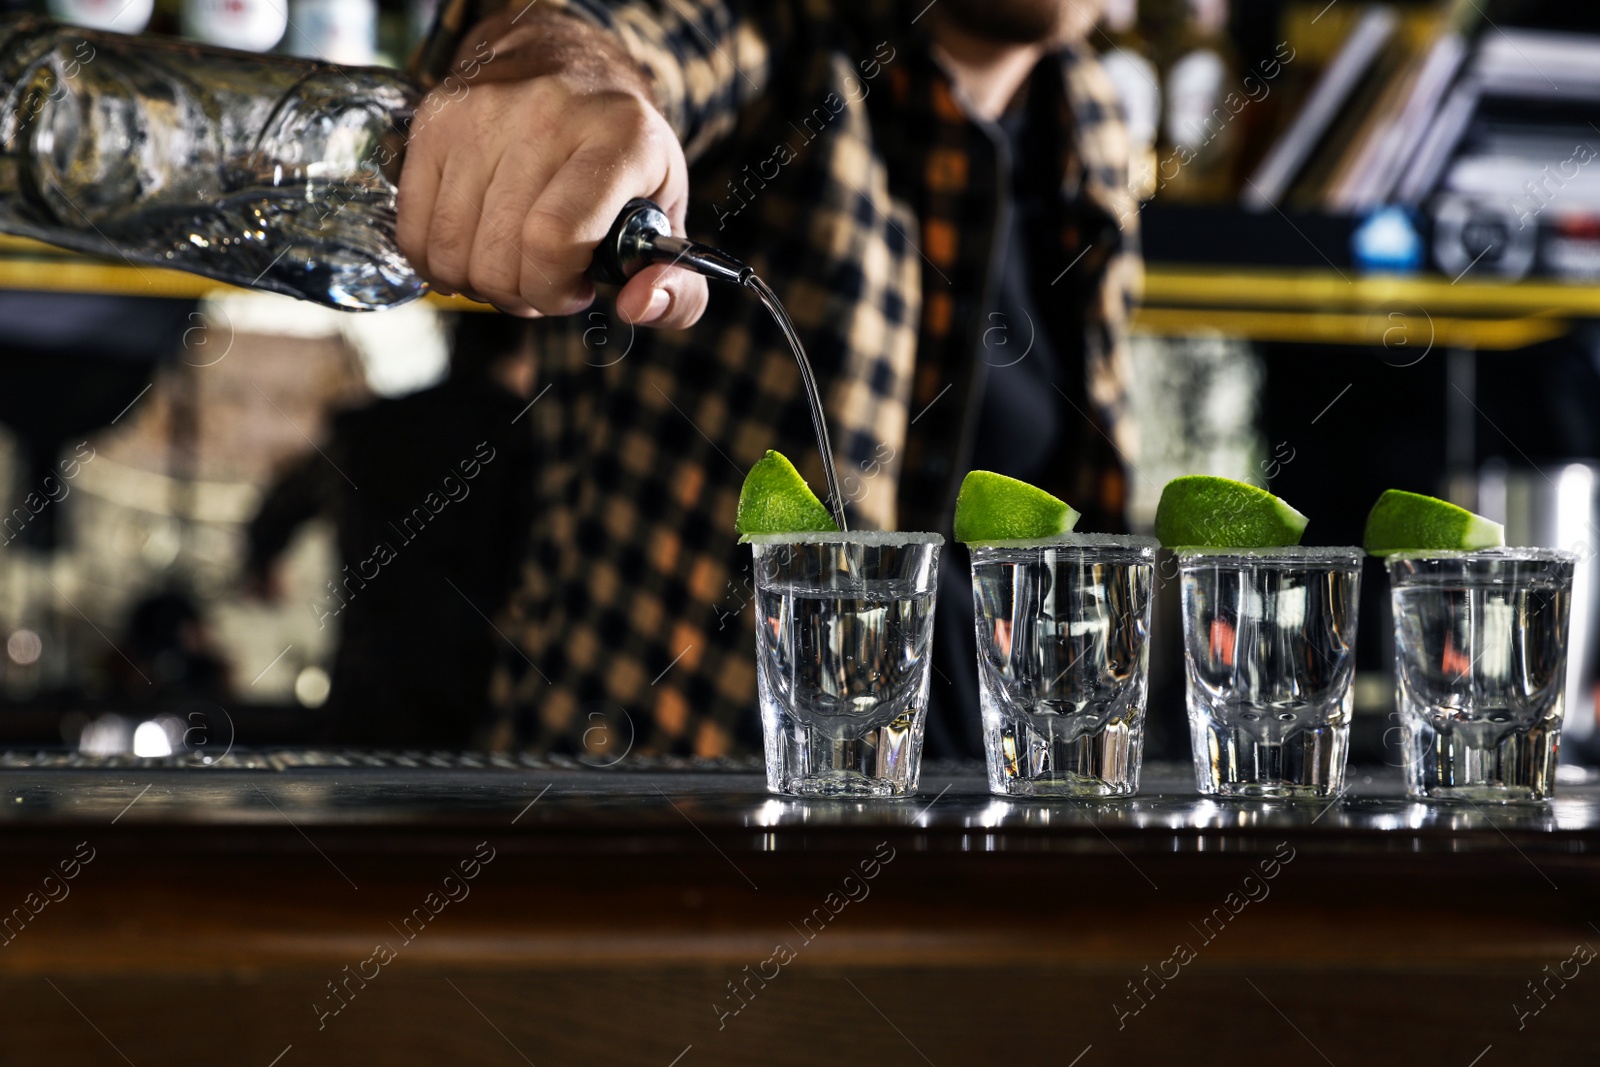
[969,534,1157,797]
[1388,548,1576,802]
[749,531,942,797]
[1179,546,1363,799]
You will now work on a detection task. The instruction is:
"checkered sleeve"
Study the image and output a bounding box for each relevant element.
[413,0,785,163]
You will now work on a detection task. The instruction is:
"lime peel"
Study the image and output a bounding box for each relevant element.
[735,450,840,541]
[1154,475,1308,549]
[953,471,1081,544]
[1363,489,1504,556]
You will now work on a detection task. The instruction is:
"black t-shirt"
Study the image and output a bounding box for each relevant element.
[924,104,1078,759]
[968,106,1065,482]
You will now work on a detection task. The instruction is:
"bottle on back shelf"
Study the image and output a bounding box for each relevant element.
[284,0,377,66]
[1095,0,1160,200]
[1140,0,1243,202]
[180,0,285,52]
[47,0,152,34]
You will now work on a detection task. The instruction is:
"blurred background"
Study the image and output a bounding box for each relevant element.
[0,0,1597,767]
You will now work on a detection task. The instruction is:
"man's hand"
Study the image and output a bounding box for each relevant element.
[397,9,709,328]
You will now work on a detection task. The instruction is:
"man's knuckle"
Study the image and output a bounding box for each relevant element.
[428,223,468,263]
[467,261,515,303]
[612,100,657,143]
[521,205,578,251]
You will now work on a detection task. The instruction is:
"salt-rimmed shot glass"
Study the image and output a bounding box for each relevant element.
[1179,546,1363,799]
[1388,548,1575,802]
[969,533,1157,797]
[747,531,942,797]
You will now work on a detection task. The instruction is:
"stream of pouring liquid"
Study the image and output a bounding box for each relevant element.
[742,274,849,532]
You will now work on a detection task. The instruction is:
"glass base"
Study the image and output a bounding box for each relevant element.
[1204,780,1338,800]
[1190,713,1348,800]
[992,773,1135,799]
[767,770,915,798]
[760,702,926,799]
[982,709,1143,799]
[1402,717,1559,803]
[1410,784,1546,804]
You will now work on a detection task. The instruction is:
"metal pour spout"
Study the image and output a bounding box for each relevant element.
[585,197,849,532]
[589,198,752,286]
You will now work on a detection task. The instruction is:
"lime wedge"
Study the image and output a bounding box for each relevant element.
[953,471,1081,544]
[1154,475,1308,549]
[735,450,840,540]
[1363,489,1504,556]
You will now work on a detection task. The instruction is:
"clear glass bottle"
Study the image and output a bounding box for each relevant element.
[0,14,422,310]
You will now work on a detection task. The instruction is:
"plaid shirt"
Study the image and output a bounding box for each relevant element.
[417,0,1141,757]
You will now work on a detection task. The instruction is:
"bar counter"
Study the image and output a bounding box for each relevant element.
[2,754,1597,1065]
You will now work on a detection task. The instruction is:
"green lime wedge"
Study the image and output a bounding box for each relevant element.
[735,450,840,540]
[1363,489,1504,556]
[953,471,1081,544]
[1154,475,1308,549]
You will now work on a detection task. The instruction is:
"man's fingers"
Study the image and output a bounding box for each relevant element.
[518,110,672,311]
[615,264,710,330]
[397,60,699,322]
[514,158,656,314]
[395,127,444,281]
[610,156,705,329]
[422,145,506,294]
[463,138,568,315]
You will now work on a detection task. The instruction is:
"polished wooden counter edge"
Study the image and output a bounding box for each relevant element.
[2,759,1598,855]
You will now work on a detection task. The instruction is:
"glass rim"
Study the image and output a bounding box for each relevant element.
[967,533,1158,552]
[1175,545,1364,562]
[1383,546,1577,564]
[742,530,944,547]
